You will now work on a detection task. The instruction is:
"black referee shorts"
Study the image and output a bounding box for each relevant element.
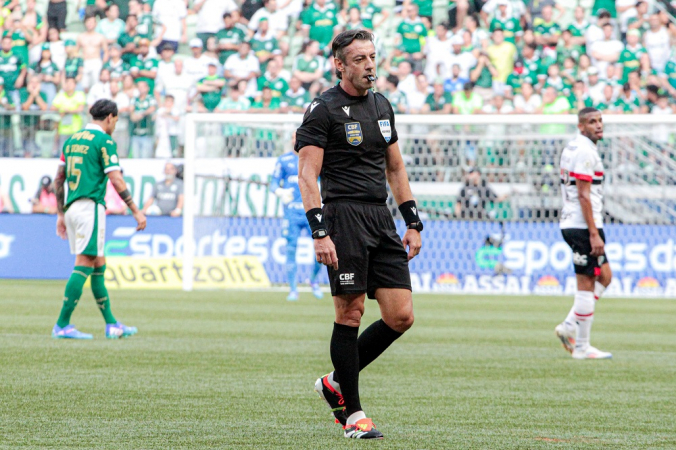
[324,201,411,299]
[562,228,607,277]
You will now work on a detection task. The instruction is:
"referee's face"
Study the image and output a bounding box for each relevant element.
[337,40,376,93]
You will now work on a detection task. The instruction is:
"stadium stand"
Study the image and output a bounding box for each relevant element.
[0,0,674,159]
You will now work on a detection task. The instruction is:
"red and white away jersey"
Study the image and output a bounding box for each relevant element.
[559,134,604,230]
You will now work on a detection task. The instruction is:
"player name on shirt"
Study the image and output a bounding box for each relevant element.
[559,133,604,230]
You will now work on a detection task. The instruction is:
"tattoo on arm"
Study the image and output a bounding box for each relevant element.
[118,188,135,208]
[55,166,66,214]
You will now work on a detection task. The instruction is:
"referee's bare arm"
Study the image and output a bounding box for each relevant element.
[386,142,422,260]
[298,145,339,270]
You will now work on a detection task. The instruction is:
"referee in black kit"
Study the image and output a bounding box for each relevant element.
[295,29,423,440]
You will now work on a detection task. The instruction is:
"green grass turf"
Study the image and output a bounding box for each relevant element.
[1,280,675,449]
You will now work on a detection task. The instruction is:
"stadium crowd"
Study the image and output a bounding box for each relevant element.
[0,0,674,158]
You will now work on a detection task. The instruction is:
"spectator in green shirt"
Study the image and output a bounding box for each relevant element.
[614,82,641,113]
[19,75,47,156]
[617,29,645,84]
[292,40,325,90]
[257,58,288,98]
[423,80,453,114]
[344,0,388,30]
[453,82,483,114]
[250,18,281,73]
[63,39,83,87]
[280,76,311,113]
[396,4,427,69]
[118,14,141,64]
[379,74,408,113]
[557,29,583,66]
[301,0,338,51]
[129,38,158,93]
[30,43,60,105]
[250,86,281,111]
[567,6,590,48]
[0,33,25,109]
[130,79,157,158]
[489,0,522,44]
[533,4,561,56]
[196,62,225,112]
[216,12,246,65]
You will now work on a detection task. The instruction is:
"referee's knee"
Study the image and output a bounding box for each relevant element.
[388,311,414,333]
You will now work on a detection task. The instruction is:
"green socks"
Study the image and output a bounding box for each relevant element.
[91,265,117,325]
[56,266,94,328]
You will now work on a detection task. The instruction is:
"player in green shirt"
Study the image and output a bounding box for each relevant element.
[52,99,146,340]
[197,63,226,112]
[216,12,246,64]
[396,5,427,55]
[301,0,338,50]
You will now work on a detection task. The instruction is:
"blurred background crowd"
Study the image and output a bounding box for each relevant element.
[0,0,674,158]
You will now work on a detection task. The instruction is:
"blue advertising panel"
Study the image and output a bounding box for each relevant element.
[1,215,675,296]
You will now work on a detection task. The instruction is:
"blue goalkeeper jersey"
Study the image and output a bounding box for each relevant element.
[271,152,304,215]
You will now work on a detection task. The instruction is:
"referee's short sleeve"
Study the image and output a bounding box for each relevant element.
[387,98,399,146]
[295,100,331,152]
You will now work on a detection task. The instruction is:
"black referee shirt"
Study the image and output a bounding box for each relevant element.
[294,84,399,204]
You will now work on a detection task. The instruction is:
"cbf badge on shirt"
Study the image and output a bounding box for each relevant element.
[378,120,391,143]
[345,122,363,146]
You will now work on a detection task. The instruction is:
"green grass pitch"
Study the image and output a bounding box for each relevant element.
[1,280,675,449]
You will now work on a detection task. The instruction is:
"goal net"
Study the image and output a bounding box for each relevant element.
[182,114,676,297]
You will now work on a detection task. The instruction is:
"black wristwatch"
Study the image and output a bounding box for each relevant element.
[312,229,328,239]
[407,221,423,232]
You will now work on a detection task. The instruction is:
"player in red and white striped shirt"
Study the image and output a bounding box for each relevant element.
[555,108,613,360]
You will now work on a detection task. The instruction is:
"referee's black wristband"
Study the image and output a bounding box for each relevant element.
[399,200,423,231]
[306,208,328,239]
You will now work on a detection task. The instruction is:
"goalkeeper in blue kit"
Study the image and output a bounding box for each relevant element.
[271,143,323,301]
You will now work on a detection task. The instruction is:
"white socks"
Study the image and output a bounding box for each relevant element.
[573,290,595,349]
[347,411,366,425]
[594,281,606,301]
[564,282,606,330]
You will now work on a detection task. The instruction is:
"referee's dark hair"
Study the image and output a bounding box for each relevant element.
[578,107,599,123]
[90,99,118,120]
[332,29,374,80]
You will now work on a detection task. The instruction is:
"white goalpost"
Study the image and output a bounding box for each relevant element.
[182,113,676,291]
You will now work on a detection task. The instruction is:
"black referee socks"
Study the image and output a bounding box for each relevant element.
[333,319,403,385]
[330,322,362,416]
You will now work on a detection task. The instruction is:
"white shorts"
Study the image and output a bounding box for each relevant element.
[65,198,106,256]
[82,59,103,91]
